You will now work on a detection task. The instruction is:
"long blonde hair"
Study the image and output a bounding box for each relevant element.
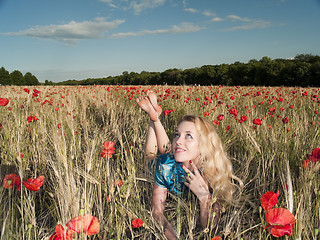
[178,115,243,203]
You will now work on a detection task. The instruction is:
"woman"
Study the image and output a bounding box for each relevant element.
[136,90,242,239]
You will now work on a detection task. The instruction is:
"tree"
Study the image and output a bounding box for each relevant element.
[10,70,25,85]
[0,67,11,85]
[24,72,40,85]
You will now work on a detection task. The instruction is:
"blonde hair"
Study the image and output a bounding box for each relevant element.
[178,115,243,203]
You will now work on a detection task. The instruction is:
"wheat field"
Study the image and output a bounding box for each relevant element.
[0,85,319,239]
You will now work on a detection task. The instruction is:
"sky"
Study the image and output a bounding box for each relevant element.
[0,0,320,83]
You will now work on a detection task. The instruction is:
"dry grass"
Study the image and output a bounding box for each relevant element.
[0,85,319,239]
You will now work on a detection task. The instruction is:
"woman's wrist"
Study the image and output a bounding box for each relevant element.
[198,192,211,204]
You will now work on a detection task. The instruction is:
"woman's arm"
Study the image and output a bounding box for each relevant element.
[152,184,177,240]
[198,195,220,230]
[182,163,220,230]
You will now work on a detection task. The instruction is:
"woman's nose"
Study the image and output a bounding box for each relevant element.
[175,136,183,145]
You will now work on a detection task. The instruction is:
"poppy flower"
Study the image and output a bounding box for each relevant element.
[0,98,9,106]
[282,117,290,124]
[132,218,143,228]
[33,89,40,97]
[66,214,100,235]
[229,108,238,117]
[217,114,224,121]
[213,120,219,126]
[49,224,72,240]
[103,141,115,150]
[114,179,123,186]
[240,115,247,122]
[27,115,39,123]
[253,118,262,125]
[23,176,45,191]
[3,173,21,191]
[24,88,30,94]
[100,148,114,158]
[211,237,222,240]
[265,208,295,237]
[100,141,115,158]
[260,190,279,210]
[307,148,320,162]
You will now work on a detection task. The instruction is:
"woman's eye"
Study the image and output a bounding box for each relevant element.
[186,134,193,139]
[174,133,180,138]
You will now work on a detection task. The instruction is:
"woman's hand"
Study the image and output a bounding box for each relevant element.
[181,161,210,202]
[182,162,220,229]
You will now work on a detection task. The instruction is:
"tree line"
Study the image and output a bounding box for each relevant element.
[54,54,320,87]
[0,67,39,86]
[1,54,320,87]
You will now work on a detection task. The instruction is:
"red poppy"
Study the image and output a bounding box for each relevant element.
[49,224,72,240]
[66,214,100,235]
[229,108,238,117]
[24,88,30,94]
[213,120,219,126]
[282,117,290,124]
[101,149,115,158]
[132,218,143,228]
[302,159,311,169]
[27,115,39,123]
[23,176,45,191]
[211,237,222,240]
[260,190,279,210]
[0,98,9,106]
[269,107,276,112]
[114,179,123,186]
[100,141,115,158]
[3,173,21,191]
[164,109,174,116]
[103,141,115,150]
[253,118,262,125]
[33,89,40,97]
[240,115,247,122]
[265,208,295,237]
[217,114,224,121]
[307,148,320,162]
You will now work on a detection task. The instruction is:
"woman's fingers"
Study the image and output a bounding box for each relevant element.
[189,160,201,176]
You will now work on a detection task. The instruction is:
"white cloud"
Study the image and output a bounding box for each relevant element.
[207,14,272,31]
[100,0,166,14]
[211,17,223,22]
[227,15,250,22]
[110,22,204,38]
[223,19,272,31]
[130,0,166,14]
[202,10,215,17]
[3,17,125,43]
[184,8,198,13]
[99,0,118,8]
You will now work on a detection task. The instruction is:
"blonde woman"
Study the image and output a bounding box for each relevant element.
[136,91,242,240]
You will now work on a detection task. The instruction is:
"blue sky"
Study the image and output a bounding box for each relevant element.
[1,0,319,83]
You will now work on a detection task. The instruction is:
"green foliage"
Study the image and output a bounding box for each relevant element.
[0,67,40,86]
[1,53,320,86]
[55,54,320,87]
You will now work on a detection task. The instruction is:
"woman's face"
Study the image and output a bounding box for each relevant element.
[172,121,201,165]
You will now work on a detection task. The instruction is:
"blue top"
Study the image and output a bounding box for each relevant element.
[154,153,188,196]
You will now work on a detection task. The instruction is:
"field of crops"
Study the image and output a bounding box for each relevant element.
[0,84,319,239]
